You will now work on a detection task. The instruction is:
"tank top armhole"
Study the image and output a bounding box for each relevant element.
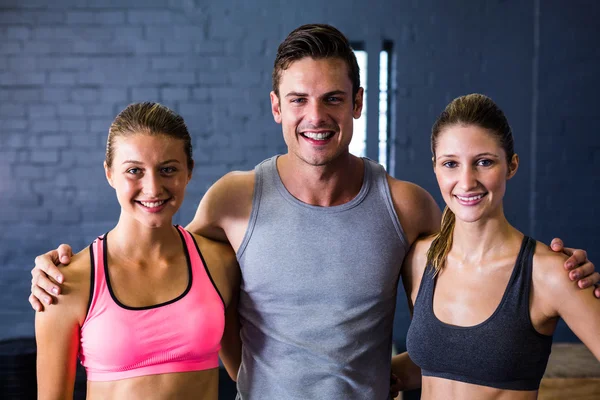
[236,162,264,259]
[83,235,105,326]
[85,242,95,320]
[371,160,409,253]
[523,237,554,339]
[413,262,434,308]
[186,229,226,309]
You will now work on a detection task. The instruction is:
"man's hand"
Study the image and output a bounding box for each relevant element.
[550,238,600,298]
[390,372,401,399]
[29,244,73,311]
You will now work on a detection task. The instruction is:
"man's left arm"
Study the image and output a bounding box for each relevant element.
[549,238,600,298]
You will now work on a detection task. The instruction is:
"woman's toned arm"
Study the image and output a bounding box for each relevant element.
[192,234,243,380]
[533,244,600,359]
[390,237,435,391]
[219,290,242,381]
[35,249,90,400]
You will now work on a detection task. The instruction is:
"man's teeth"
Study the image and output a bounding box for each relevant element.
[304,132,333,140]
[140,200,166,208]
[456,194,485,201]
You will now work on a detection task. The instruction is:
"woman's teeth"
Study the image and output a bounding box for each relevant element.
[139,200,166,208]
[456,194,485,201]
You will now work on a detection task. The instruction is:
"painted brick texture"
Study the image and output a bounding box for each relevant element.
[0,0,597,347]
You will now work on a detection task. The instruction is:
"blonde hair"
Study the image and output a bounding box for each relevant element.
[426,94,515,275]
[106,102,193,170]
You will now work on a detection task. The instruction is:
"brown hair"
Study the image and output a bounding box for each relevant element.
[272,24,360,99]
[427,93,515,275]
[106,102,193,171]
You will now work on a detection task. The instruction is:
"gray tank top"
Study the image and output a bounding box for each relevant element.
[235,156,409,399]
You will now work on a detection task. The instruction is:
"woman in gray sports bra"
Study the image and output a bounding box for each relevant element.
[403,93,600,400]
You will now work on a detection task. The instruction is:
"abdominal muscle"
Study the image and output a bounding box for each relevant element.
[86,368,219,400]
[421,376,538,400]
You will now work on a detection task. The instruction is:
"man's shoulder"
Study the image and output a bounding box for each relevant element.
[209,170,255,200]
[189,169,256,243]
[386,176,438,216]
[385,176,442,245]
[386,176,430,201]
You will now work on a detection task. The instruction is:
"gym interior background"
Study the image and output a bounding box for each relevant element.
[0,0,598,398]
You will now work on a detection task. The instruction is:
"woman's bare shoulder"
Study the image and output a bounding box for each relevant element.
[532,240,571,289]
[38,245,93,323]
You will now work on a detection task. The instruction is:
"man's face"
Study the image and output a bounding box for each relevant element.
[270,57,363,167]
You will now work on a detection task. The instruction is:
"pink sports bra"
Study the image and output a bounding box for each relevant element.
[79,226,225,381]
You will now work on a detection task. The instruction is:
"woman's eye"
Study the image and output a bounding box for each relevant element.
[127,168,140,174]
[162,167,176,174]
[442,161,457,168]
[477,159,493,167]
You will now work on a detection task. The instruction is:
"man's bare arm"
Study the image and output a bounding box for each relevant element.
[186,171,254,252]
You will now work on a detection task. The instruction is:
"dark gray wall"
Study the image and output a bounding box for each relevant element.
[0,1,597,347]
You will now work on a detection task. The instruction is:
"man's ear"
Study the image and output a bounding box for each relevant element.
[507,154,519,180]
[104,161,115,188]
[270,91,282,124]
[353,87,364,119]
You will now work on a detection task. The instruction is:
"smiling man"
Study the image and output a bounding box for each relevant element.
[30,24,600,400]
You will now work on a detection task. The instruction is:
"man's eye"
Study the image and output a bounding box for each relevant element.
[291,98,306,104]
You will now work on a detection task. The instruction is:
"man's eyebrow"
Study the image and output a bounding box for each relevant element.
[321,90,347,97]
[122,159,181,165]
[285,91,308,98]
[284,90,348,98]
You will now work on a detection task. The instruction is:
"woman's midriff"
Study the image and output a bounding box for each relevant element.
[86,368,220,400]
[420,376,539,400]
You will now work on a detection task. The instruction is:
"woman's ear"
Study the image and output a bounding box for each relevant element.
[187,160,194,182]
[105,161,115,188]
[507,154,519,180]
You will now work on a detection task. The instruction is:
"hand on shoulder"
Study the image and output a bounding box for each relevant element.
[532,240,594,319]
[533,241,574,291]
[533,240,600,359]
[36,246,92,323]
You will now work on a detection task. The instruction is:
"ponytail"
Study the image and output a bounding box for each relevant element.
[426,206,456,276]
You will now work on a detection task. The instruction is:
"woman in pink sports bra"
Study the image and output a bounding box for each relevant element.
[35,102,241,400]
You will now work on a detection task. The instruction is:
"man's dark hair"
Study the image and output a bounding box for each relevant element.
[272,24,360,99]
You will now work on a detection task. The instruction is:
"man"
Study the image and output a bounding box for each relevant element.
[30,24,600,399]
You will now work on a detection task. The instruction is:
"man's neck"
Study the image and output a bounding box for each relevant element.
[276,153,364,207]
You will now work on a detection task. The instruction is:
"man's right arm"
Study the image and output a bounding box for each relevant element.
[29,170,254,311]
[186,170,254,252]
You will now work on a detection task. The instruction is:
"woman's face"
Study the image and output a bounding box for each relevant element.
[433,124,518,224]
[105,133,192,229]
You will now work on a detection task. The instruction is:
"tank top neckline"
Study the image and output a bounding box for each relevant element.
[271,155,372,213]
[430,234,529,330]
[102,225,194,311]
